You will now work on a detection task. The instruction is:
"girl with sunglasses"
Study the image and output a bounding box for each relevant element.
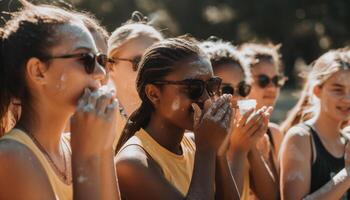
[0,1,120,199]
[280,48,350,200]
[201,39,278,200]
[115,37,243,200]
[107,11,163,148]
[239,43,286,174]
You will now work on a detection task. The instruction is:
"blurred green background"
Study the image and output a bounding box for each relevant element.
[1,0,349,121]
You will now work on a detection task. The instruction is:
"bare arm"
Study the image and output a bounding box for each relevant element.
[280,126,350,200]
[0,140,56,200]
[248,146,279,200]
[227,107,272,197]
[71,89,120,200]
[215,152,240,200]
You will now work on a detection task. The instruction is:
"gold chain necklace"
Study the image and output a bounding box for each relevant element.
[16,125,72,184]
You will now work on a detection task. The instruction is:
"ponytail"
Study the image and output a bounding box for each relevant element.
[0,28,11,136]
[115,101,153,153]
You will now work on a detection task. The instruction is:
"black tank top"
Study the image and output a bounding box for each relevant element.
[305,124,349,199]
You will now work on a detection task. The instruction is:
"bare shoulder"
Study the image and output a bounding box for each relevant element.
[0,139,55,199]
[280,125,312,156]
[115,144,149,165]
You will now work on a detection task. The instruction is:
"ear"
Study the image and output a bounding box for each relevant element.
[313,85,322,99]
[145,84,161,107]
[25,57,49,86]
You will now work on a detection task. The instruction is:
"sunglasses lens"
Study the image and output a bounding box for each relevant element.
[187,80,204,100]
[221,85,234,95]
[272,76,285,87]
[81,53,95,74]
[207,77,222,97]
[257,75,270,88]
[97,54,107,68]
[239,82,251,97]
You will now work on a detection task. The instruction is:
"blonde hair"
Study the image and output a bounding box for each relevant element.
[108,11,163,56]
[308,48,350,117]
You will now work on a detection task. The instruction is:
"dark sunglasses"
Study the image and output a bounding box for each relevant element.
[221,81,251,97]
[43,52,110,74]
[152,77,222,100]
[110,55,141,71]
[256,74,287,88]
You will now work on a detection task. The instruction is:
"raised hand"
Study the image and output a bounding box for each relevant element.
[192,94,234,152]
[70,88,118,156]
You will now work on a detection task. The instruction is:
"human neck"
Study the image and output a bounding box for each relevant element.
[18,102,71,155]
[145,113,185,155]
[312,112,342,140]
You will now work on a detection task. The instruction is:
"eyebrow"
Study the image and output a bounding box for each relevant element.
[331,83,344,87]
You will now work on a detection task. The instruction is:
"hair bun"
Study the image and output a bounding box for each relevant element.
[130,11,148,24]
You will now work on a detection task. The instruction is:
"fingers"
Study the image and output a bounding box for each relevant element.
[105,99,118,117]
[95,94,112,116]
[77,88,91,111]
[215,101,231,121]
[192,103,202,129]
[207,94,231,117]
[237,108,255,127]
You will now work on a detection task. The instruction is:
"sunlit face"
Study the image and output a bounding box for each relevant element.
[248,61,281,109]
[153,57,215,131]
[214,63,247,104]
[317,70,350,122]
[109,36,160,115]
[41,22,106,114]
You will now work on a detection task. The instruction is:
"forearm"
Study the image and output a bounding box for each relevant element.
[227,147,248,195]
[248,147,278,200]
[100,150,120,200]
[215,154,240,200]
[72,149,119,200]
[186,149,216,200]
[302,168,350,200]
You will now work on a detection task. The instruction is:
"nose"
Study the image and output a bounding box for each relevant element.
[92,62,107,82]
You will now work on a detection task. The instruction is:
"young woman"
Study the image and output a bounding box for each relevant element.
[0,2,119,199]
[64,11,110,133]
[280,48,350,199]
[201,39,278,200]
[239,43,286,172]
[114,37,245,200]
[108,11,163,117]
[107,11,163,147]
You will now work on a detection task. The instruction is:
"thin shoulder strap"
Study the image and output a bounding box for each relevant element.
[303,124,316,165]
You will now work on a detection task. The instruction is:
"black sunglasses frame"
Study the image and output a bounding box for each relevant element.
[255,74,287,88]
[109,56,142,71]
[221,81,251,97]
[42,52,110,74]
[151,77,222,100]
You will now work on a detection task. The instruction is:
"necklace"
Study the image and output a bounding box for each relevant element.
[16,125,72,184]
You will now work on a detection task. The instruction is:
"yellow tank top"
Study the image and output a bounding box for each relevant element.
[119,128,196,195]
[241,167,250,200]
[2,129,72,200]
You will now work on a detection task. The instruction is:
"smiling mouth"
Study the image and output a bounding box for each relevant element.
[336,106,350,113]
